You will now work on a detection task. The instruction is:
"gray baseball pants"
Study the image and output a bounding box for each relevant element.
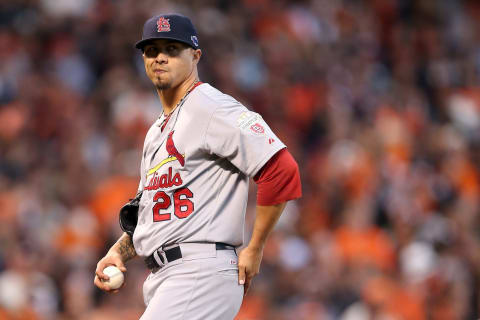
[140,243,244,320]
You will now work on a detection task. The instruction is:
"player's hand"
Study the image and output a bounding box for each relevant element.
[94,251,127,293]
[238,245,263,295]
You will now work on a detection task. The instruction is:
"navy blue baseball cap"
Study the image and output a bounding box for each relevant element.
[135,14,200,50]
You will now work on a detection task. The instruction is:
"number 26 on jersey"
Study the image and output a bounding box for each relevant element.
[152,188,194,222]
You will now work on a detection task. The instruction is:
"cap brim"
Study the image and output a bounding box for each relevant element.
[135,37,197,50]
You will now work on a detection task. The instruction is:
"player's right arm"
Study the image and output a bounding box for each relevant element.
[95,124,147,292]
[94,232,137,292]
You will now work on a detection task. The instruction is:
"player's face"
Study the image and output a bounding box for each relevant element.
[142,40,199,90]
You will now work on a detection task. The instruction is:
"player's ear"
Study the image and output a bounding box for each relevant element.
[192,49,202,65]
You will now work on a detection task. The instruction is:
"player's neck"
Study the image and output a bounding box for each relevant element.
[158,76,198,115]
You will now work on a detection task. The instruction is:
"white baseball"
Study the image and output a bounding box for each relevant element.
[102,266,124,290]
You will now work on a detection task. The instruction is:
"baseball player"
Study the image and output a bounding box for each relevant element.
[94,14,301,319]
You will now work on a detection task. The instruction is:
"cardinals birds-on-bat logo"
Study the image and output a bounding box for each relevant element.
[166,131,185,166]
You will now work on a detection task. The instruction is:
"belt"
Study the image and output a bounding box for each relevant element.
[144,242,236,272]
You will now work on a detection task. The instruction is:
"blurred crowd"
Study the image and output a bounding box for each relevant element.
[2,0,480,319]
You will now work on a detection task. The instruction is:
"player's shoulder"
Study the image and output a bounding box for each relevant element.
[190,83,248,114]
[144,119,160,143]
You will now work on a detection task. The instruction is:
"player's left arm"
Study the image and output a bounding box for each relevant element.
[238,148,301,295]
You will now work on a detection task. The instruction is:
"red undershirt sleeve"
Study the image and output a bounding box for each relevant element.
[253,148,302,206]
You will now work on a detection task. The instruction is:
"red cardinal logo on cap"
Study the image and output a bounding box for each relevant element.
[157,17,171,32]
[166,131,185,166]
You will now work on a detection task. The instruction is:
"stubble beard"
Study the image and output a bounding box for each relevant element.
[155,78,172,91]
[156,82,172,90]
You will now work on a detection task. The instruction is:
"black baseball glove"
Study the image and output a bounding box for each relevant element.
[119,190,142,237]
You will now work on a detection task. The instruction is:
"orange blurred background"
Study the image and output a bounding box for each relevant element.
[2,0,480,319]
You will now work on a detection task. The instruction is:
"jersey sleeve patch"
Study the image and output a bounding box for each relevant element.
[205,105,286,177]
[237,111,265,136]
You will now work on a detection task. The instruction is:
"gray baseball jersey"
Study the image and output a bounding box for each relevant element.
[132,83,286,257]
